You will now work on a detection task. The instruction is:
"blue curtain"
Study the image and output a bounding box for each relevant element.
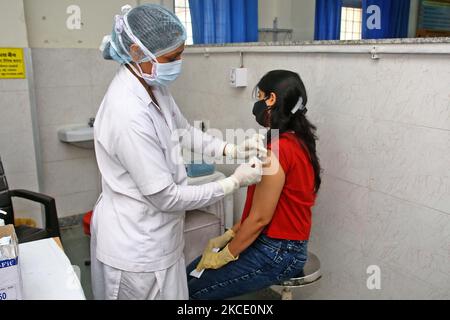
[189,0,258,44]
[314,0,343,40]
[362,0,411,39]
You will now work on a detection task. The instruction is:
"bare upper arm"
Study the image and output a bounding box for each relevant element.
[247,150,286,224]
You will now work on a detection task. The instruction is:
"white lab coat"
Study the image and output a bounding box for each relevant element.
[91,65,227,299]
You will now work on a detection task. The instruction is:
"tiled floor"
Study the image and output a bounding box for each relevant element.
[60,224,286,300]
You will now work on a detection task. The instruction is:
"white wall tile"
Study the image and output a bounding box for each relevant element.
[89,49,119,87]
[91,84,110,115]
[369,263,447,300]
[39,124,94,162]
[315,111,372,187]
[302,238,375,299]
[312,175,373,255]
[367,191,450,291]
[32,49,92,88]
[339,247,447,300]
[0,79,28,92]
[304,235,448,299]
[173,54,211,95]
[42,156,99,197]
[0,91,34,134]
[54,189,100,218]
[310,179,450,298]
[372,55,450,130]
[312,54,378,119]
[245,53,309,89]
[35,85,93,127]
[310,183,450,298]
[4,168,38,190]
[370,121,450,213]
[0,128,37,174]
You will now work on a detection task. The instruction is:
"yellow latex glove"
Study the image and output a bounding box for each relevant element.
[195,245,238,271]
[204,229,235,252]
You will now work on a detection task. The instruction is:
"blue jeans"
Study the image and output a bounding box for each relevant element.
[186,234,308,300]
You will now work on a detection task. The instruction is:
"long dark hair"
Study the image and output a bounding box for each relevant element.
[257,70,321,193]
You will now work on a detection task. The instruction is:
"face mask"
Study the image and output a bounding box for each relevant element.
[135,59,182,87]
[252,98,270,127]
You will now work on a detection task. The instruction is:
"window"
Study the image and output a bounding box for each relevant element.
[340,6,363,40]
[174,0,193,45]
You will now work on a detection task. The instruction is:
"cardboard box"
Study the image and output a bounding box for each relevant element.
[0,224,23,300]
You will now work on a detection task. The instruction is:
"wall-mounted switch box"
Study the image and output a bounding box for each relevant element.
[230,68,248,87]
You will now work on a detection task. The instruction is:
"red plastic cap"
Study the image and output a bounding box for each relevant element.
[82,211,93,236]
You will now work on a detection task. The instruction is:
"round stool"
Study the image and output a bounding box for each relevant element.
[272,251,322,300]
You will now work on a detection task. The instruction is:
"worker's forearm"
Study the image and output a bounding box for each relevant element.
[228,216,267,257]
[146,182,224,212]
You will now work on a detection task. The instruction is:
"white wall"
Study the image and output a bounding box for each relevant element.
[291,0,316,41]
[259,0,293,29]
[409,0,420,38]
[170,44,450,299]
[0,0,29,47]
[23,0,172,49]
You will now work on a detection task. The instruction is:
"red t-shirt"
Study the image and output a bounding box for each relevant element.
[240,132,316,240]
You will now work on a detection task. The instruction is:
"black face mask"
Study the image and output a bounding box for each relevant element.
[252,99,270,127]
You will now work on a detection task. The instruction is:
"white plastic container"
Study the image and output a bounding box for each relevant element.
[0,224,23,300]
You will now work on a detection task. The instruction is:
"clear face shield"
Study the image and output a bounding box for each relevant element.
[252,86,268,102]
[251,87,259,101]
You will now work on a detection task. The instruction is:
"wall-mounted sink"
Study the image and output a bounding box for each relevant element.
[58,125,94,149]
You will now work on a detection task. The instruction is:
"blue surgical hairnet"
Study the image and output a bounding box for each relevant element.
[102,4,187,64]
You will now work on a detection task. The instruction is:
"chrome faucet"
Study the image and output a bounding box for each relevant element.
[88,117,95,127]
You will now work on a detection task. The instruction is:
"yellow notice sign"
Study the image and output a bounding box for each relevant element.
[0,48,26,79]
